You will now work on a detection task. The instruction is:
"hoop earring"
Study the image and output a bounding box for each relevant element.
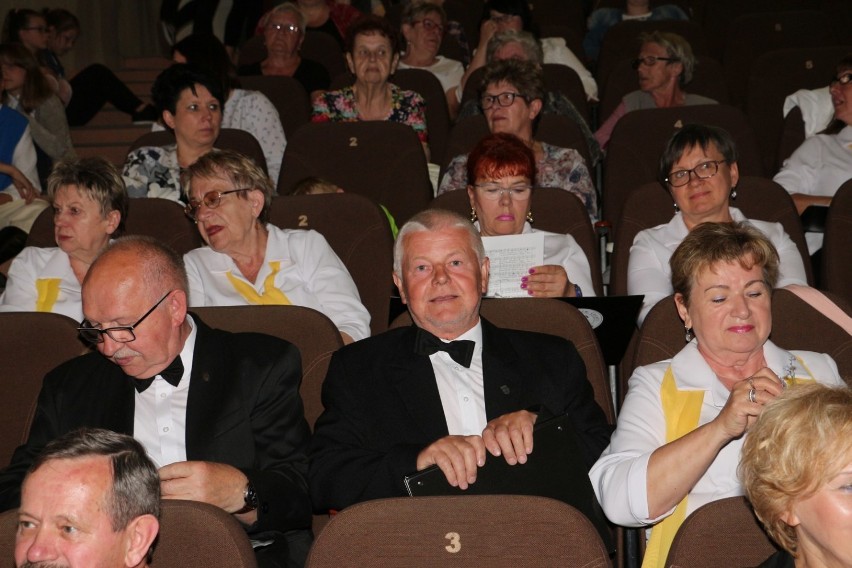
[470,208,478,223]
[730,187,737,200]
[526,210,534,223]
[685,327,694,342]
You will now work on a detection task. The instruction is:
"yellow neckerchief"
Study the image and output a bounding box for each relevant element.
[643,356,817,568]
[35,278,62,312]
[225,260,291,305]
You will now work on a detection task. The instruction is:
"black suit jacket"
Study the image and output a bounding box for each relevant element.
[308,319,612,511]
[0,315,312,537]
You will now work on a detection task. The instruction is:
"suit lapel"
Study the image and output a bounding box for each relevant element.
[183,316,230,458]
[481,319,526,420]
[389,326,450,442]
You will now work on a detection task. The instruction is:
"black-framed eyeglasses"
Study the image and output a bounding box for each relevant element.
[413,19,445,34]
[78,290,174,344]
[480,91,529,110]
[830,72,852,87]
[665,160,725,187]
[632,55,679,69]
[474,183,532,200]
[267,23,300,34]
[184,188,250,220]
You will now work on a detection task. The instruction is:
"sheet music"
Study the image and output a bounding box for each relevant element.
[482,233,545,297]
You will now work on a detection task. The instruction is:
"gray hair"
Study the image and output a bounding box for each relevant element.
[262,2,306,30]
[401,1,447,29]
[640,31,696,86]
[27,428,160,531]
[393,209,485,276]
[486,30,543,66]
[47,156,129,237]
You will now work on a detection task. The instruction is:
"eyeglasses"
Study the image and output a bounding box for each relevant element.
[184,188,250,220]
[267,23,300,34]
[353,47,391,60]
[830,72,852,87]
[631,55,678,69]
[413,19,445,34]
[78,291,173,344]
[474,183,532,200]
[665,160,725,187]
[480,91,529,110]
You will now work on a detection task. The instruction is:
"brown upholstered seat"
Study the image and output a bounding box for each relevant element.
[665,497,778,568]
[390,298,615,424]
[305,495,611,568]
[429,187,604,296]
[822,179,852,309]
[0,312,86,467]
[26,198,202,255]
[268,193,394,335]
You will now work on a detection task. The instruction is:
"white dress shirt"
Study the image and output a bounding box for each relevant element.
[134,316,197,468]
[184,225,371,341]
[589,339,844,528]
[430,321,486,436]
[627,207,808,324]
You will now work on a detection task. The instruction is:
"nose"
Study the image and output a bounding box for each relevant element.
[498,189,512,205]
[21,528,59,564]
[98,333,123,358]
[730,294,751,319]
[431,264,449,285]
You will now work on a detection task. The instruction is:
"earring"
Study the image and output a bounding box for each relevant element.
[730,187,737,200]
[673,202,680,213]
[685,326,694,342]
[526,210,534,223]
[470,208,478,223]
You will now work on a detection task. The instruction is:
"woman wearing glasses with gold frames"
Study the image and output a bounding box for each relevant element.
[466,133,594,298]
[774,54,852,256]
[181,149,370,344]
[398,2,464,120]
[440,58,597,221]
[628,124,808,324]
[595,31,716,150]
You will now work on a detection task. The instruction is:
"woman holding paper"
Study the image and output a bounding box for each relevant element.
[466,132,594,297]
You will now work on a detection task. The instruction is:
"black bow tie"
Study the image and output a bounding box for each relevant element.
[133,356,184,393]
[414,327,475,368]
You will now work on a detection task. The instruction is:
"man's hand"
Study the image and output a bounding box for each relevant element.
[416,435,487,490]
[482,410,537,465]
[159,461,248,513]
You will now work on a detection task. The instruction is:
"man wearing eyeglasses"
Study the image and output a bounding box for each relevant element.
[309,209,611,512]
[0,236,312,568]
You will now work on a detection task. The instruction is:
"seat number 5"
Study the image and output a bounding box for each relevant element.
[444,532,461,553]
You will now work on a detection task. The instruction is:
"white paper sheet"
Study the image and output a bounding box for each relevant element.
[481,233,545,298]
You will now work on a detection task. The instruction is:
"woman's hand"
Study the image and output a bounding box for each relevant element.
[0,164,38,204]
[522,265,572,297]
[713,368,785,439]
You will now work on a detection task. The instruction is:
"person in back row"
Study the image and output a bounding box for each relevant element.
[309,209,611,511]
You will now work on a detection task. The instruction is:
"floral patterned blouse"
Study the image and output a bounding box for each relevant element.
[311,84,429,145]
[122,144,185,203]
[438,142,599,221]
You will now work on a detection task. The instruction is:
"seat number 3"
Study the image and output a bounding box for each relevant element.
[444,532,461,553]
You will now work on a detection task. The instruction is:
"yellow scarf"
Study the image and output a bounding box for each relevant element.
[225,261,291,305]
[35,278,62,312]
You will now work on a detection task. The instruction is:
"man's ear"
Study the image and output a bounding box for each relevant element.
[168,290,189,325]
[393,273,407,304]
[123,514,159,568]
[480,257,490,294]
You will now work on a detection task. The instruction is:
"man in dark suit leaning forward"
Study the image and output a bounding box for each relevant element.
[0,236,312,568]
[309,209,612,511]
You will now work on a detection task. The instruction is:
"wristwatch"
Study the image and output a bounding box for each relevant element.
[236,482,258,514]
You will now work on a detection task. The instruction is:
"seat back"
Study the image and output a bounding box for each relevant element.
[602,105,763,236]
[277,121,433,225]
[238,34,266,67]
[305,495,611,568]
[0,312,86,467]
[429,188,604,296]
[746,45,852,173]
[599,55,728,122]
[609,177,814,296]
[822,179,852,309]
[665,497,778,568]
[776,105,805,169]
[127,129,268,176]
[0,501,258,568]
[443,114,593,180]
[596,19,708,87]
[26,198,203,255]
[239,75,311,141]
[632,289,852,384]
[190,305,342,429]
[723,10,838,109]
[390,298,615,424]
[329,68,451,166]
[300,30,346,80]
[268,193,394,335]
